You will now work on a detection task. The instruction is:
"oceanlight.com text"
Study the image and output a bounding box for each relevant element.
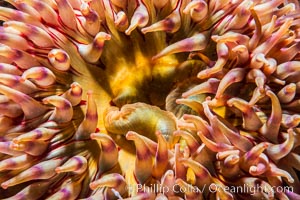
[126,183,294,196]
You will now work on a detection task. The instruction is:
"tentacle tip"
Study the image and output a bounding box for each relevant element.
[42,99,49,104]
[55,167,62,173]
[178,157,186,163]
[211,35,219,41]
[197,72,206,79]
[182,114,188,119]
[175,178,183,184]
[287,128,294,134]
[87,90,93,95]
[124,30,130,35]
[105,34,112,40]
[155,130,162,136]
[173,130,180,136]
[125,25,135,35]
[90,133,97,140]
[289,179,294,183]
[89,182,97,190]
[197,131,203,136]
[205,96,212,101]
[71,82,80,88]
[141,28,148,34]
[181,93,188,98]
[262,142,270,148]
[182,9,189,15]
[227,101,233,107]
[151,55,160,61]
[125,131,136,140]
[19,77,26,83]
[12,138,20,143]
[175,99,182,105]
[48,52,54,58]
[10,142,19,149]
[1,183,8,189]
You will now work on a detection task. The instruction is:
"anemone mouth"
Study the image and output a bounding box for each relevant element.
[1,0,300,199]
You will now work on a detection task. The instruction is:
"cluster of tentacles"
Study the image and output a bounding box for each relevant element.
[0,0,300,199]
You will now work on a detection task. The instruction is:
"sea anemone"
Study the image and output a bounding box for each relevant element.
[0,0,300,199]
